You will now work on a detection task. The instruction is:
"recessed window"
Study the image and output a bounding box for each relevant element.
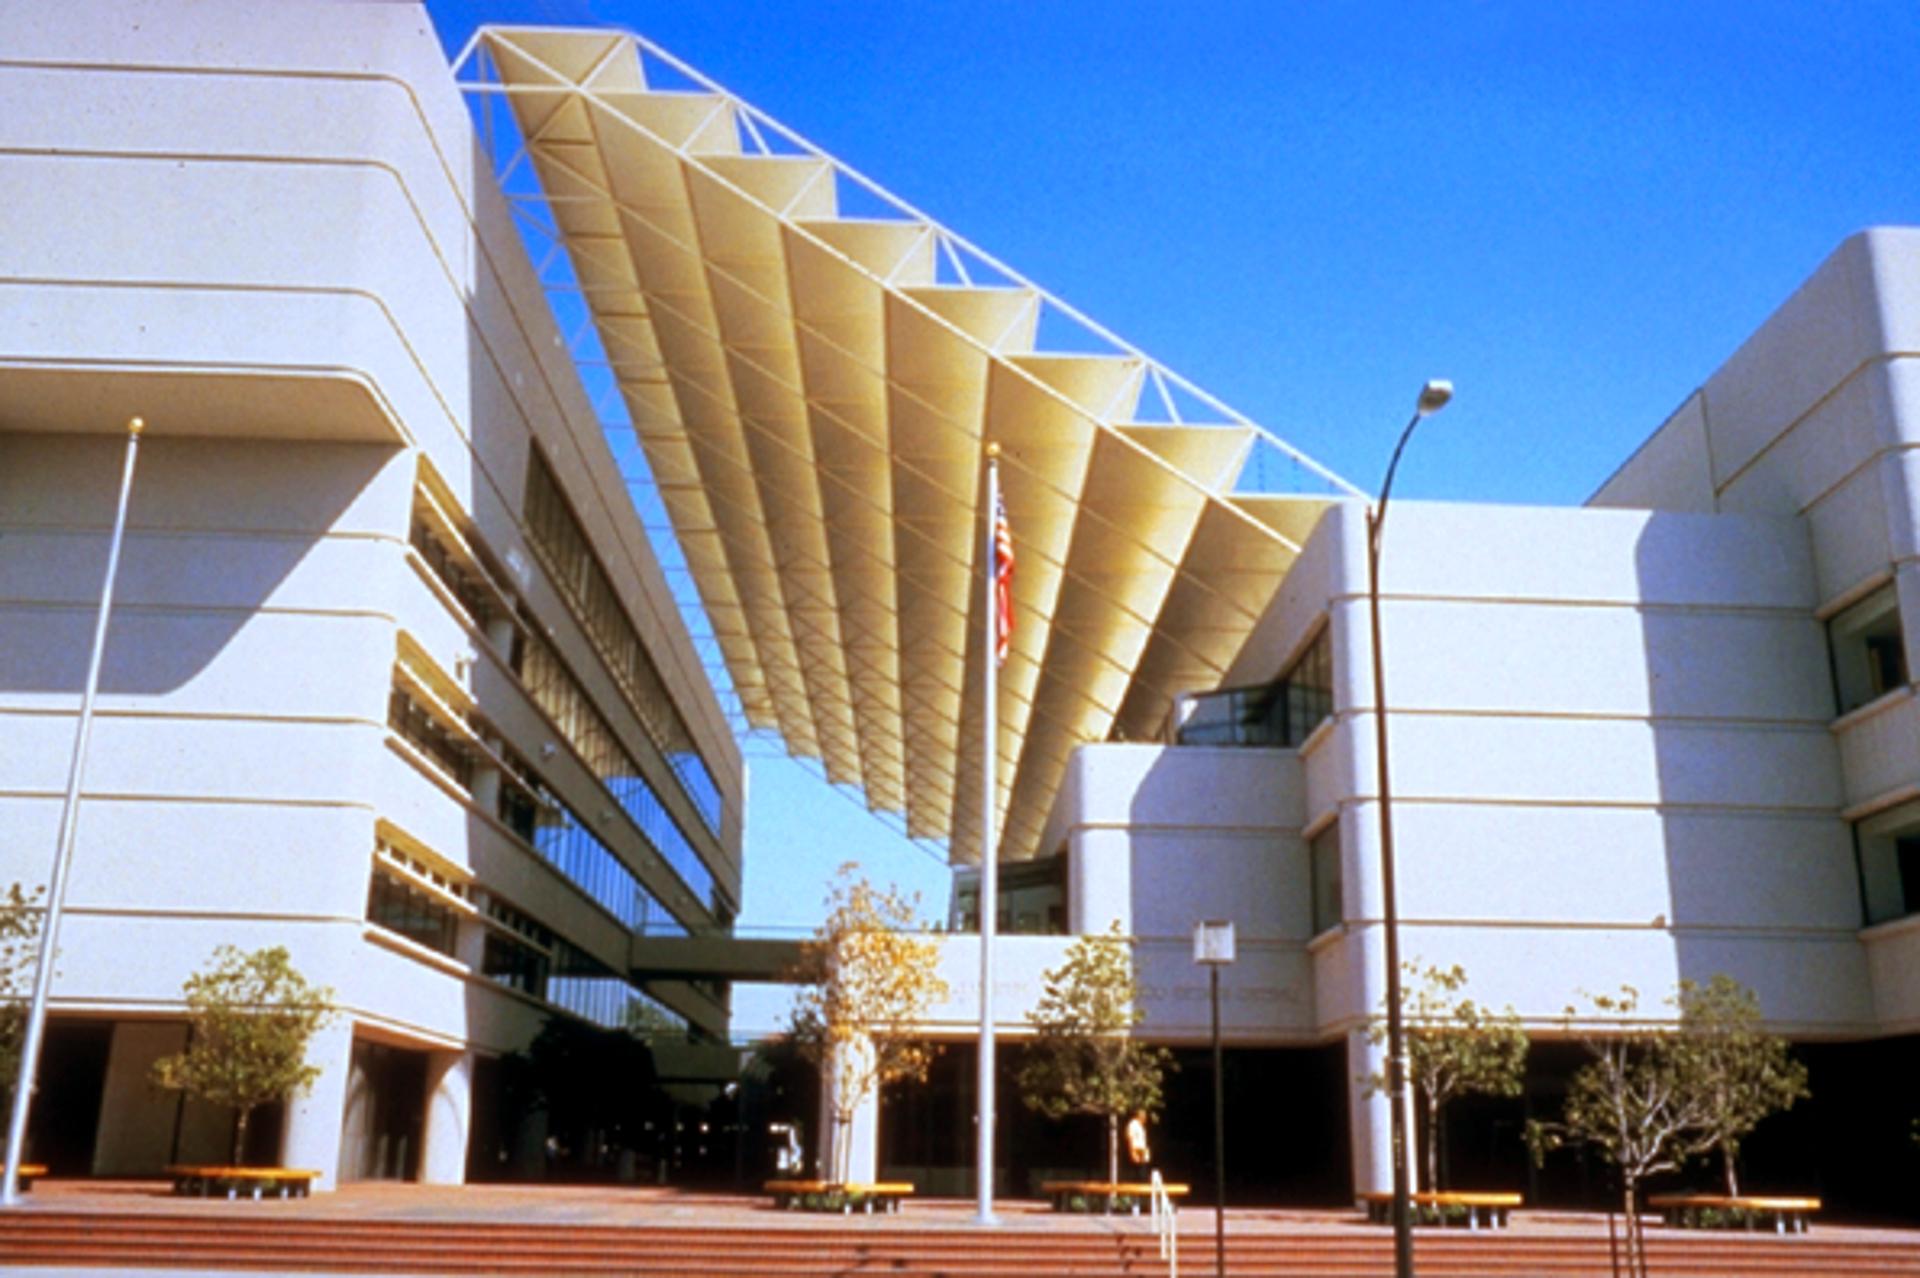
[367,868,459,957]
[1310,821,1343,936]
[1830,584,1908,714]
[389,686,474,790]
[1175,625,1332,748]
[1855,799,1920,925]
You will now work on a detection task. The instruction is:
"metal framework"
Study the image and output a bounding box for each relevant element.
[454,26,1363,865]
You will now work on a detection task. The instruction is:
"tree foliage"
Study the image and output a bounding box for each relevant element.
[0,883,45,1110]
[787,865,947,1181]
[1017,922,1172,1183]
[1672,974,1809,1196]
[150,945,335,1165]
[1526,978,1806,1276]
[1365,960,1528,1190]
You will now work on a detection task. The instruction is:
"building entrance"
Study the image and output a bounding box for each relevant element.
[339,1040,426,1181]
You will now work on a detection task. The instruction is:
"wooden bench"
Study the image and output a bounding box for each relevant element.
[13,1163,46,1193]
[762,1179,914,1213]
[1358,1190,1523,1230]
[1040,1179,1191,1214]
[166,1165,321,1200]
[1647,1193,1820,1234]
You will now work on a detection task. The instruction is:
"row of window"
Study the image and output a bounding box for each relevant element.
[367,867,460,957]
[1174,625,1333,749]
[410,512,501,631]
[408,512,722,917]
[364,862,690,1037]
[519,626,719,912]
[389,680,689,938]
[388,687,475,787]
[550,938,689,1034]
[496,745,689,938]
[524,449,725,836]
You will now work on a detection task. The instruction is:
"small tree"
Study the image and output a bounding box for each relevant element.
[1673,974,1809,1195]
[1017,922,1172,1183]
[151,945,335,1165]
[1528,986,1721,1277]
[1365,960,1528,1190]
[787,866,947,1182]
[0,884,45,1110]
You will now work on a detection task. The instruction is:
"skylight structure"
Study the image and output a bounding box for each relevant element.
[456,27,1362,865]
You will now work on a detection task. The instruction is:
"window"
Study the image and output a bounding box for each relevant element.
[495,747,690,937]
[476,890,689,1034]
[517,626,721,912]
[367,868,459,957]
[389,686,474,790]
[410,511,498,630]
[1175,625,1333,748]
[1830,583,1908,714]
[1854,799,1920,925]
[949,856,1067,934]
[1309,821,1343,936]
[523,450,726,836]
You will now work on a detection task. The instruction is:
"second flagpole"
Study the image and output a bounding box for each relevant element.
[974,443,1002,1225]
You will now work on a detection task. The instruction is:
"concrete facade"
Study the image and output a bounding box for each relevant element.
[922,228,1920,1200]
[0,0,741,1187]
[6,0,1918,1211]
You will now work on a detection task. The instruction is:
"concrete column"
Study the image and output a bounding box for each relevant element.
[470,763,501,816]
[282,1019,354,1190]
[818,1036,879,1183]
[1069,829,1132,935]
[419,1050,472,1185]
[1348,1026,1391,1195]
[93,1022,189,1176]
[485,614,517,662]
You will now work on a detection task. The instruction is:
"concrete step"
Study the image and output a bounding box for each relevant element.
[5,1209,1919,1277]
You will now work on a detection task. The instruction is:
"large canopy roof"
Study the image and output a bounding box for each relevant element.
[456,27,1362,865]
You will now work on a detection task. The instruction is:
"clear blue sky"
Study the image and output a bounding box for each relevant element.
[425,0,1920,1032]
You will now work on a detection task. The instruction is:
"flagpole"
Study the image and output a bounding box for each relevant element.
[3,417,145,1209]
[974,443,1002,1225]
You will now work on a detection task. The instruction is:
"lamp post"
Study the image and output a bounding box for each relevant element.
[1368,380,1452,1278]
[1192,919,1236,1278]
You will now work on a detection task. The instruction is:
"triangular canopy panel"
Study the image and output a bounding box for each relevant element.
[458,27,1363,864]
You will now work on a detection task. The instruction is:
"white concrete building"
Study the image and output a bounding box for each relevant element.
[1,1,743,1186]
[5,0,1916,1217]
[891,229,1920,1212]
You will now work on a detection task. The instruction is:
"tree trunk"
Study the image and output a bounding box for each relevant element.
[232,1106,252,1167]
[1723,1144,1741,1196]
[1106,1113,1119,1184]
[833,1115,851,1183]
[1621,1180,1645,1278]
[1424,1098,1441,1192]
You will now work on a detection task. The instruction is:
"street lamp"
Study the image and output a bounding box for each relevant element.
[1192,919,1236,1278]
[1368,379,1452,1278]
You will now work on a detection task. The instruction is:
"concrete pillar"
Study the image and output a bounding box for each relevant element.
[419,1050,472,1185]
[1349,1026,1392,1195]
[93,1022,188,1176]
[817,1037,879,1183]
[282,1019,354,1190]
[1347,1025,1422,1197]
[485,614,517,663]
[1069,829,1132,936]
[470,763,501,817]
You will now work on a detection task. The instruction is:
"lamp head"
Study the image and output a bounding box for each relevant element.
[1415,380,1454,418]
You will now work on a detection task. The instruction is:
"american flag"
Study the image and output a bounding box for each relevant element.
[993,488,1015,666]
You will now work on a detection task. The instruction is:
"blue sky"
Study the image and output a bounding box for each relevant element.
[426,0,1920,1032]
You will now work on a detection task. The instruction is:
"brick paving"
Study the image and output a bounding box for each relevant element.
[9,1178,1919,1244]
